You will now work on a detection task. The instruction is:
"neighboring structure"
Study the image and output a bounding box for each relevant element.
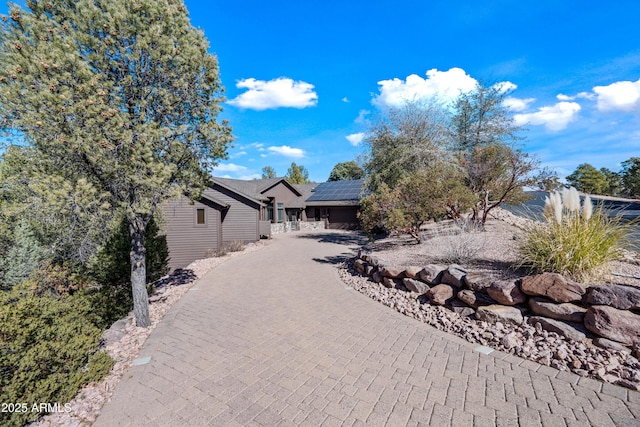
[162,177,366,269]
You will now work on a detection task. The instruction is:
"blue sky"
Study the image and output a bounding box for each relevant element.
[6,1,640,182]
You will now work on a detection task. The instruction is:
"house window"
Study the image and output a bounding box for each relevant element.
[277,203,284,222]
[196,208,205,225]
[267,205,274,222]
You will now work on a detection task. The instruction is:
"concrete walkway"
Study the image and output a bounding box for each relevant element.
[95,230,640,426]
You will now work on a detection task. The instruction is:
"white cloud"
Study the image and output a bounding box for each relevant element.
[493,81,517,93]
[557,92,595,101]
[228,77,318,110]
[212,163,248,173]
[372,67,480,108]
[346,132,366,146]
[355,109,371,124]
[503,96,535,112]
[267,145,305,158]
[593,79,640,112]
[229,151,247,159]
[342,97,350,103]
[513,101,581,131]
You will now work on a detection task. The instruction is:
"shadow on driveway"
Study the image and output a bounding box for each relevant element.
[295,231,370,246]
[296,231,370,265]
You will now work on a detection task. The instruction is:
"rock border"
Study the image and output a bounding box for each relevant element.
[342,251,640,391]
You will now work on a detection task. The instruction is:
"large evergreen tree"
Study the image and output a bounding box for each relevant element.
[566,163,608,195]
[328,161,365,181]
[0,0,233,326]
[621,157,640,198]
[286,162,311,184]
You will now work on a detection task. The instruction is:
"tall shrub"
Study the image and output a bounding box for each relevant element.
[518,187,632,282]
[0,286,114,426]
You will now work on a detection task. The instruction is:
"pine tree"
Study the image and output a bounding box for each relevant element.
[0,1,233,326]
[286,162,311,184]
[0,220,44,290]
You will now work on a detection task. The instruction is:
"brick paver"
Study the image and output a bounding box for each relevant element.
[95,230,640,426]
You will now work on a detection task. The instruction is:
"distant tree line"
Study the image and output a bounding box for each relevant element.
[565,160,640,198]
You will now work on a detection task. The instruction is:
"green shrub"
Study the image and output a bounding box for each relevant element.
[89,215,168,326]
[518,188,633,282]
[0,286,114,426]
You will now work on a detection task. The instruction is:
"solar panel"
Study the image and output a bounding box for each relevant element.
[305,179,366,202]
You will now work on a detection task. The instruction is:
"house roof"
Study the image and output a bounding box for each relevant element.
[209,177,265,206]
[305,179,366,203]
[208,177,367,208]
[200,193,230,209]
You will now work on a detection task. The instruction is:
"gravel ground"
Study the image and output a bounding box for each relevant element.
[31,240,268,427]
[367,208,640,287]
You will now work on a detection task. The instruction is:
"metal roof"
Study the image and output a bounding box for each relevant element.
[305,179,366,202]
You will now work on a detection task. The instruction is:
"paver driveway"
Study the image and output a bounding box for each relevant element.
[95,229,640,426]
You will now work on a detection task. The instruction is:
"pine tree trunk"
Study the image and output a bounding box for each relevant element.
[129,217,150,327]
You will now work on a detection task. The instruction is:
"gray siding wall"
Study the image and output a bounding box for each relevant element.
[162,196,221,270]
[205,186,260,244]
[262,182,300,205]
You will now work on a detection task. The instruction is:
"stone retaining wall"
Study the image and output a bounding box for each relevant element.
[355,250,640,351]
[270,221,325,235]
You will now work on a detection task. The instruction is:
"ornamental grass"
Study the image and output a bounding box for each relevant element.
[518,187,633,283]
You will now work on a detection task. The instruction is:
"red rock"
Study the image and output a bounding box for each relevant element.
[418,264,445,284]
[403,278,430,294]
[476,305,524,325]
[379,265,405,279]
[586,285,640,310]
[425,284,455,306]
[440,264,467,289]
[457,289,495,308]
[528,297,586,323]
[462,272,493,292]
[584,305,640,345]
[403,266,423,280]
[520,273,586,303]
[486,280,526,305]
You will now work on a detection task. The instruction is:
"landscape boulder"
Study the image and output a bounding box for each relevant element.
[527,316,586,341]
[354,259,367,274]
[371,271,383,284]
[383,277,402,289]
[593,337,631,353]
[440,264,467,289]
[476,305,524,325]
[462,272,494,293]
[520,273,586,303]
[585,285,640,311]
[457,289,495,309]
[403,266,423,280]
[418,264,445,285]
[584,306,640,345]
[486,280,526,306]
[425,284,455,306]
[450,299,475,317]
[379,265,405,279]
[403,278,430,294]
[528,297,587,323]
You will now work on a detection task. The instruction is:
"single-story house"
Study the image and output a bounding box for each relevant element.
[162,178,366,270]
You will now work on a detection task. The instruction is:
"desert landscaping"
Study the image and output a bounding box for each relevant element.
[339,207,640,392]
